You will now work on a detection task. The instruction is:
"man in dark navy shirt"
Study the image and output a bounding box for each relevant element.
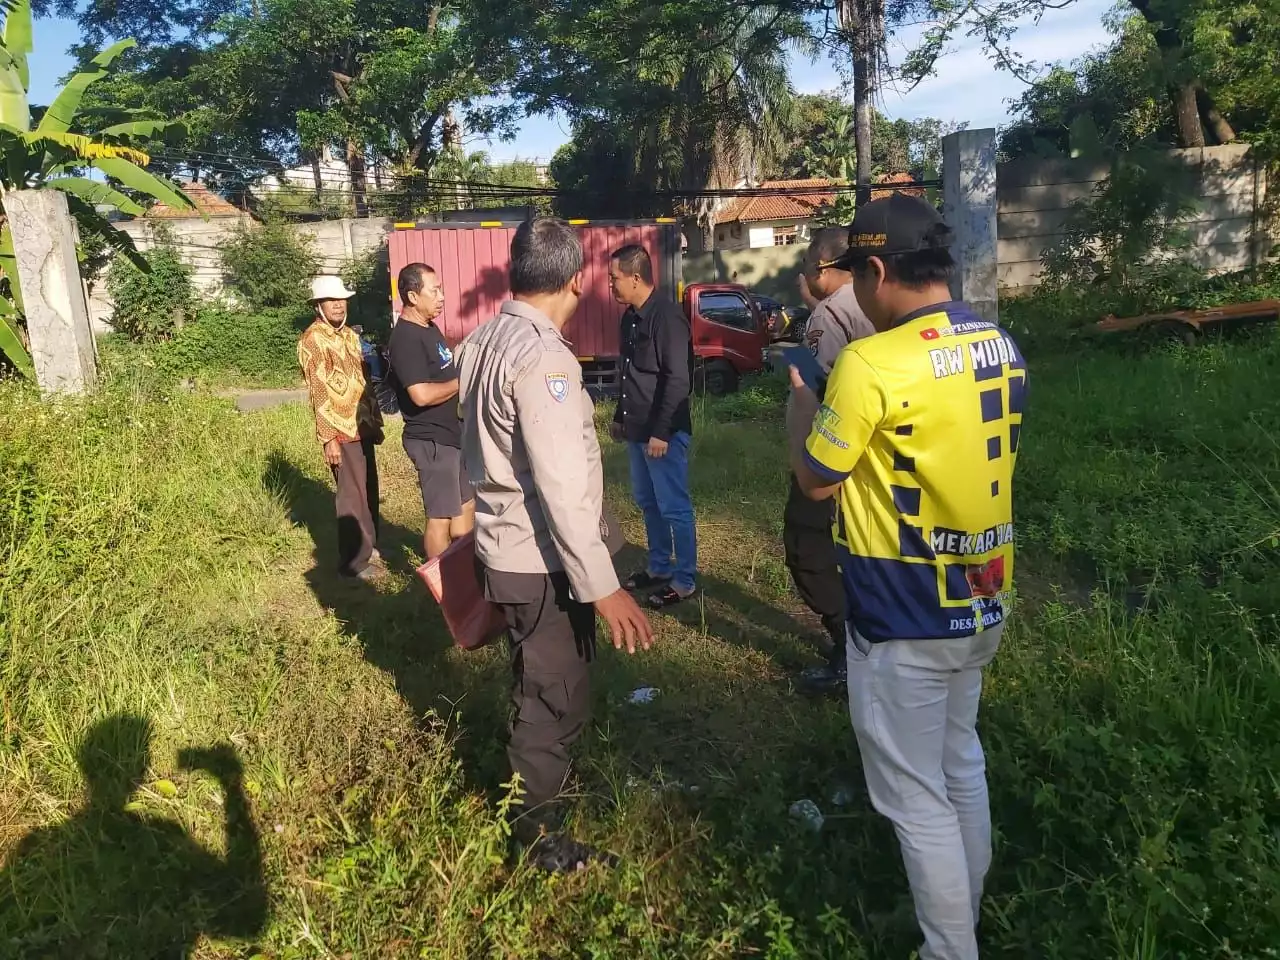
[608,244,698,608]
[387,262,474,559]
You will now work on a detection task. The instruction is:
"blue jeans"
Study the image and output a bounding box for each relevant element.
[627,433,697,592]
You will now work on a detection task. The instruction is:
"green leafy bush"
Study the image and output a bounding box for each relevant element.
[707,370,789,421]
[99,307,310,390]
[105,228,197,342]
[219,220,318,310]
[158,307,310,387]
[341,247,392,340]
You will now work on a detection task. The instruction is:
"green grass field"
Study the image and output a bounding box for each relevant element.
[2,327,1279,959]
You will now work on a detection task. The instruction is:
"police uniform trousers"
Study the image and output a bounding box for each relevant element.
[782,473,846,648]
[481,566,596,837]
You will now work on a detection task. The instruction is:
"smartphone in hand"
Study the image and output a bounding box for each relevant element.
[782,345,824,393]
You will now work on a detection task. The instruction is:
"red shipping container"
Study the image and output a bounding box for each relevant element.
[386,220,682,369]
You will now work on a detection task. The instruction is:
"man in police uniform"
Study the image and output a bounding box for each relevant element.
[785,227,875,695]
[457,218,654,873]
[788,195,1028,960]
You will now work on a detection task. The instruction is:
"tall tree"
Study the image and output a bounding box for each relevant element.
[1001,2,1279,160]
[1000,11,1174,159]
[899,0,1277,151]
[773,93,957,180]
[836,0,884,203]
[513,0,807,240]
[54,0,520,206]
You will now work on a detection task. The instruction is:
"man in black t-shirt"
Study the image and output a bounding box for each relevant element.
[387,262,474,558]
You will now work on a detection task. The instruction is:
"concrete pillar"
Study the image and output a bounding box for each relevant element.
[4,189,96,394]
[942,128,999,322]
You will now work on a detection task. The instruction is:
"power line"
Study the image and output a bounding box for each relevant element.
[145,148,938,203]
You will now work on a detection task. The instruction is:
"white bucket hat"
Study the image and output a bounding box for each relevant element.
[309,275,356,301]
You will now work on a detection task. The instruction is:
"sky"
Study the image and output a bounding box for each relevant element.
[30,0,1119,164]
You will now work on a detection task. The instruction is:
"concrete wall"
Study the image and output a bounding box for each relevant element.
[89,215,394,331]
[683,245,807,303]
[998,143,1272,290]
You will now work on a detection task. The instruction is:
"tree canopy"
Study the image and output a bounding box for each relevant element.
[24,0,1280,222]
[1001,0,1280,160]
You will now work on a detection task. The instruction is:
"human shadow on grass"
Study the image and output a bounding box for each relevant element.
[609,540,827,673]
[0,714,266,959]
[262,452,513,800]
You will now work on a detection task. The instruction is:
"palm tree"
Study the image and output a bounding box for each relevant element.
[629,10,804,242]
[0,0,192,378]
[836,0,886,203]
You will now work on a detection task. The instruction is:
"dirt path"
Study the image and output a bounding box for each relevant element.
[219,388,308,413]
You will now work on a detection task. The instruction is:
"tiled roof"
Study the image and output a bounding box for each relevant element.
[871,172,926,200]
[715,179,836,225]
[714,174,927,225]
[146,181,246,218]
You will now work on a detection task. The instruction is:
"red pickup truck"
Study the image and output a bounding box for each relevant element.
[386,220,769,395]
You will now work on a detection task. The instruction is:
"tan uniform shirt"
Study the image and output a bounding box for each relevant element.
[804,282,876,374]
[297,319,382,444]
[457,300,619,603]
[786,282,876,444]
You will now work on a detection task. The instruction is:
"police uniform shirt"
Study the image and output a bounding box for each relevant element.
[786,282,876,444]
[803,300,1028,642]
[804,282,876,376]
[457,300,620,603]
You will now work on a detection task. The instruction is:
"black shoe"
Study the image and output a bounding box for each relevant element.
[797,657,847,697]
[623,570,671,591]
[649,584,697,609]
[522,833,618,873]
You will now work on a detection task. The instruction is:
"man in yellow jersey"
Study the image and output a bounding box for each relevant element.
[788,194,1027,960]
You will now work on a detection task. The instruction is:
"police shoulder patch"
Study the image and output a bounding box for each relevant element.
[545,372,570,402]
[805,328,824,356]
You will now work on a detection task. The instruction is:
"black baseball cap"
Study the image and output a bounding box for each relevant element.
[821,193,950,270]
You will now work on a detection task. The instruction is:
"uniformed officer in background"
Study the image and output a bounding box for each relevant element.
[785,227,876,695]
[457,218,654,873]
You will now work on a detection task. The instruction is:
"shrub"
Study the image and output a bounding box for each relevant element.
[219,220,318,310]
[105,227,197,342]
[1002,259,1280,353]
[75,223,113,295]
[707,370,789,421]
[342,247,392,340]
[157,306,310,387]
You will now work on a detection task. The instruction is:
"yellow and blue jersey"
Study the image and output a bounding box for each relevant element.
[804,301,1027,642]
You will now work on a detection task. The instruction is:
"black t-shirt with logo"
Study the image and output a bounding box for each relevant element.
[387,319,462,446]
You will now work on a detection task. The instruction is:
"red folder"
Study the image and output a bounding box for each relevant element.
[415,531,507,651]
[416,506,628,652]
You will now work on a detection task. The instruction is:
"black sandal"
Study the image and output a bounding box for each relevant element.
[623,570,671,591]
[649,585,696,608]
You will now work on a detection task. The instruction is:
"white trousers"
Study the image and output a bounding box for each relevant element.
[847,624,1004,960]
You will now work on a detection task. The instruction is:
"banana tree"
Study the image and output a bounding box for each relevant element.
[0,0,193,379]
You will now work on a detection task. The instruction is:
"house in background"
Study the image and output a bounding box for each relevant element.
[710,178,836,250]
[88,182,254,332]
[256,144,353,195]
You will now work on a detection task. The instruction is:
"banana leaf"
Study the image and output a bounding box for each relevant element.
[0,304,32,379]
[48,177,145,216]
[92,157,194,214]
[36,39,137,136]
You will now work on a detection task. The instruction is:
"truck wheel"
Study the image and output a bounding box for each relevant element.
[702,360,739,396]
